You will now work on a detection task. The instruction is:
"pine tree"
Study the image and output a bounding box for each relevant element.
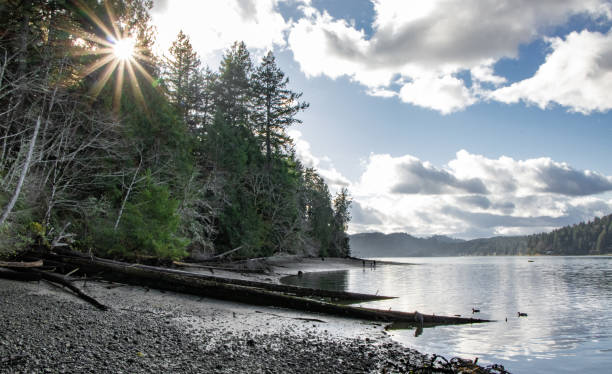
[213,41,253,128]
[164,31,204,131]
[252,51,309,167]
[331,187,352,257]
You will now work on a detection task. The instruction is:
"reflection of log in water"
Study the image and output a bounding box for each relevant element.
[45,254,492,326]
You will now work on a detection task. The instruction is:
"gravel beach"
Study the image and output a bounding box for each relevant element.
[0,272,506,373]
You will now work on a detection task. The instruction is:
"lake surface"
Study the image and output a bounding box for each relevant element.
[281,256,612,373]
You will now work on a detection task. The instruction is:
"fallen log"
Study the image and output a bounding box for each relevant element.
[172,261,265,274]
[197,245,244,262]
[0,267,40,281]
[47,254,491,326]
[48,255,392,302]
[0,260,43,268]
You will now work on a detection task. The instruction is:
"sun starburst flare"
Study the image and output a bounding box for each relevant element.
[113,37,135,61]
[70,0,158,113]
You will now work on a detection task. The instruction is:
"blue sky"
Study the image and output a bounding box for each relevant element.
[151,0,612,238]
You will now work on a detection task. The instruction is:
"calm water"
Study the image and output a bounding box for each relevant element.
[281,256,612,373]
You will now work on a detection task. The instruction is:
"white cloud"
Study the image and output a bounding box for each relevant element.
[286,0,612,113]
[398,74,476,114]
[150,1,612,113]
[288,130,351,192]
[490,29,612,114]
[350,150,612,237]
[152,0,289,64]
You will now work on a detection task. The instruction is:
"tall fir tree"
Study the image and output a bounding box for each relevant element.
[164,31,203,131]
[252,51,309,168]
[213,41,253,128]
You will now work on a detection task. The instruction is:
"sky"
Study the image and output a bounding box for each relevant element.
[150,0,612,239]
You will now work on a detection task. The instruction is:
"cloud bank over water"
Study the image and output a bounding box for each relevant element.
[285,131,612,237]
[342,150,612,238]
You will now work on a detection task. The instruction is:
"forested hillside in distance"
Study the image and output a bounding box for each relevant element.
[527,214,612,255]
[351,213,612,257]
[0,1,351,261]
[349,233,527,257]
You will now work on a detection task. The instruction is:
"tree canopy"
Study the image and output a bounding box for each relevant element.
[0,0,352,261]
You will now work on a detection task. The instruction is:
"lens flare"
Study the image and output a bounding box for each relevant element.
[113,37,135,61]
[70,0,157,114]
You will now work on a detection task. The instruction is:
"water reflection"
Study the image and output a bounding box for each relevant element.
[281,256,612,374]
[282,269,350,292]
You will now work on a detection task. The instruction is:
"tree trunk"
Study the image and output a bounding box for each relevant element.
[114,154,142,231]
[0,114,41,225]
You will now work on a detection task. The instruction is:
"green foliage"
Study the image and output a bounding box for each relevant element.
[110,174,189,260]
[0,1,351,263]
[527,214,612,255]
[213,41,253,127]
[252,51,309,164]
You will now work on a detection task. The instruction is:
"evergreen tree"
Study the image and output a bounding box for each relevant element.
[164,31,204,131]
[331,188,352,257]
[213,41,253,128]
[252,51,309,167]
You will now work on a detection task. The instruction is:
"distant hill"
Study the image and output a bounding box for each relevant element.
[349,232,527,257]
[527,213,612,255]
[350,213,612,257]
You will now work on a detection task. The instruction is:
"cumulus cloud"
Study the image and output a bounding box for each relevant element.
[447,150,612,197]
[457,195,492,210]
[151,1,612,113]
[287,0,612,113]
[397,75,476,114]
[391,156,488,195]
[351,201,383,225]
[288,130,351,192]
[490,29,612,114]
[151,0,289,64]
[350,150,612,237]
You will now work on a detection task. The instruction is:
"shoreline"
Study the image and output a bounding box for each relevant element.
[0,255,509,373]
[0,278,505,373]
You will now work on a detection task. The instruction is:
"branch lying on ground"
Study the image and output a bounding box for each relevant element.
[254,310,327,323]
[0,260,43,268]
[0,266,108,311]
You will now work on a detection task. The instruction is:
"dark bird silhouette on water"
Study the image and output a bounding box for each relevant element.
[472,308,480,314]
[518,312,528,317]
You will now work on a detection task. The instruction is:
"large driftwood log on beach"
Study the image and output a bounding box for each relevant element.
[46,254,491,326]
[46,255,393,302]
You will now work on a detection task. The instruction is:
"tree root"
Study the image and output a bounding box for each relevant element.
[407,354,511,374]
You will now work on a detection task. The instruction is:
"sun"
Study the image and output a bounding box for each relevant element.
[69,1,157,113]
[113,37,135,61]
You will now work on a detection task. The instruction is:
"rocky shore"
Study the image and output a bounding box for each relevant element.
[0,265,508,373]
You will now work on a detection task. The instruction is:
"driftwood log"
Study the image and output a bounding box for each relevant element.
[47,254,491,326]
[45,256,393,302]
[0,266,108,311]
[0,260,43,268]
[172,261,266,274]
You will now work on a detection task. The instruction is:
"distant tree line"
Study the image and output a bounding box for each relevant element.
[351,214,612,257]
[527,214,612,255]
[0,0,351,261]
